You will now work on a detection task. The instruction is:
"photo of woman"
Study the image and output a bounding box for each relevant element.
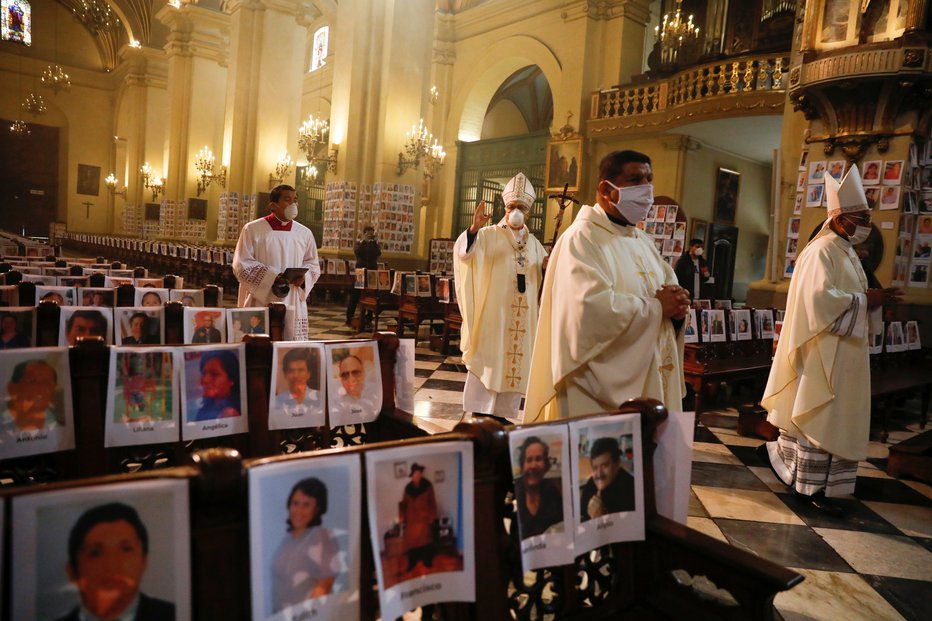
[189,349,241,421]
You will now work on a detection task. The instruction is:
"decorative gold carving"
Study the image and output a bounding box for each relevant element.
[903,48,925,68]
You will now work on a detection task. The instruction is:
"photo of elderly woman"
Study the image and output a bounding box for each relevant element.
[181,345,248,440]
[249,455,359,621]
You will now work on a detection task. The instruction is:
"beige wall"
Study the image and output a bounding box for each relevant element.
[481,100,528,139]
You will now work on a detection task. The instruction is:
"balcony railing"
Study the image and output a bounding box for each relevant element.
[591,54,791,123]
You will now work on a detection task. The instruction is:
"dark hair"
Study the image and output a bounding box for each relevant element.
[10,359,57,385]
[286,477,328,531]
[66,310,106,335]
[590,436,621,462]
[689,239,704,247]
[598,150,652,182]
[199,350,240,397]
[67,503,148,572]
[518,436,551,473]
[141,291,162,304]
[283,348,310,371]
[1,312,16,326]
[270,185,296,204]
[130,312,149,325]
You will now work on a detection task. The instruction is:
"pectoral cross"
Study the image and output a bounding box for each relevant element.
[82,201,94,218]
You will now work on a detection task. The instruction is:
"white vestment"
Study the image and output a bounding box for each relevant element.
[762,228,875,462]
[524,204,685,422]
[232,216,320,340]
[453,223,546,417]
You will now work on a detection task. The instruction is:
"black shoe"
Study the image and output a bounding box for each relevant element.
[802,491,844,518]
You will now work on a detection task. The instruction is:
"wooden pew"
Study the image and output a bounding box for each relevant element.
[0,332,424,487]
[462,400,803,620]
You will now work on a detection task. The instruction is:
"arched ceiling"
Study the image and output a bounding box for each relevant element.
[486,65,553,134]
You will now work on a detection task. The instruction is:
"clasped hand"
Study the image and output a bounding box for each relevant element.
[656,284,690,320]
[866,287,904,308]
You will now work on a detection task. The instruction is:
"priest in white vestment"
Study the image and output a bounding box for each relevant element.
[760,165,901,516]
[524,150,690,422]
[233,185,321,340]
[453,173,547,419]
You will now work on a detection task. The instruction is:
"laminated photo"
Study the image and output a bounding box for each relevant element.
[58,276,89,288]
[569,414,644,554]
[114,307,163,345]
[808,160,826,185]
[365,442,475,620]
[325,341,383,426]
[683,308,698,344]
[180,344,249,440]
[732,309,752,341]
[394,338,415,414]
[886,321,907,352]
[12,479,190,621]
[882,160,904,185]
[0,307,35,349]
[869,323,884,355]
[905,320,921,350]
[169,289,205,307]
[248,453,361,621]
[79,287,115,307]
[268,342,326,430]
[105,348,179,447]
[135,287,169,308]
[754,309,775,339]
[508,426,574,570]
[58,307,113,346]
[708,309,726,342]
[227,307,269,343]
[36,285,76,306]
[183,307,226,344]
[0,347,75,460]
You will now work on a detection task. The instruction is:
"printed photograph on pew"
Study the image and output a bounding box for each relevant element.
[324,341,383,427]
[249,453,361,621]
[0,346,75,460]
[114,307,164,346]
[508,425,575,571]
[365,442,475,620]
[269,342,326,430]
[105,347,179,447]
[180,344,248,440]
[58,307,113,346]
[0,307,35,349]
[228,307,269,343]
[182,308,226,344]
[11,478,191,621]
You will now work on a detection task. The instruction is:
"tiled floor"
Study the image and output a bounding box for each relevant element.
[307,302,932,621]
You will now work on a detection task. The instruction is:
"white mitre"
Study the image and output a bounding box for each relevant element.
[825,164,870,217]
[501,172,535,209]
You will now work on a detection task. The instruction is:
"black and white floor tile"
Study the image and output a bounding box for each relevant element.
[306,302,932,620]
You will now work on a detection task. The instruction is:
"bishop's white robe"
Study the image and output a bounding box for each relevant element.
[453,223,546,417]
[762,228,875,463]
[524,204,685,422]
[232,215,321,340]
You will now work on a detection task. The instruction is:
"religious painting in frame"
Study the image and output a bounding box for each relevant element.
[690,218,708,246]
[545,138,583,192]
[713,168,740,224]
[76,164,100,196]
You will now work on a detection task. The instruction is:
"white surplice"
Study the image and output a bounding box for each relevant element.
[762,226,877,462]
[453,223,546,417]
[524,204,685,422]
[232,216,320,340]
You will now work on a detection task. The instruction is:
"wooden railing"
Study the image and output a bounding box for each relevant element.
[591,53,791,122]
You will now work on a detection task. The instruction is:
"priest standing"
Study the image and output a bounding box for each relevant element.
[233,185,321,340]
[524,150,689,422]
[760,165,901,516]
[453,173,547,420]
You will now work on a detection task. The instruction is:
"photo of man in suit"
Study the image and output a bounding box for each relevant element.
[57,503,175,621]
[579,437,634,520]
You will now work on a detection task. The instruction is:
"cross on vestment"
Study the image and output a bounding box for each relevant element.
[510,297,527,318]
[82,201,94,218]
[506,342,523,365]
[508,324,526,342]
[506,368,521,387]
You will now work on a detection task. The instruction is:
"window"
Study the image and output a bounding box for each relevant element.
[310,26,328,72]
[1,0,31,46]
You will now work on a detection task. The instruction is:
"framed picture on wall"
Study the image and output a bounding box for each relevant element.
[713,168,740,224]
[690,218,709,246]
[545,138,583,192]
[76,164,101,196]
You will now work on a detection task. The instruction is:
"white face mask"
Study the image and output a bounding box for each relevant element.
[507,208,526,228]
[694,247,704,257]
[605,181,654,224]
[848,225,870,245]
[283,203,299,221]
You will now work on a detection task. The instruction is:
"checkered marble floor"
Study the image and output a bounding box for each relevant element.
[307,303,932,620]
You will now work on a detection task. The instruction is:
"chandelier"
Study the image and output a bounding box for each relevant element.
[22,92,47,116]
[70,0,120,36]
[654,0,700,66]
[297,114,338,176]
[396,118,446,178]
[41,64,71,94]
[10,119,30,137]
[269,152,294,189]
[193,146,227,196]
[140,162,165,201]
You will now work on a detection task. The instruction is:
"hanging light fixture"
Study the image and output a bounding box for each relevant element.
[654,0,701,67]
[22,92,47,116]
[41,6,71,95]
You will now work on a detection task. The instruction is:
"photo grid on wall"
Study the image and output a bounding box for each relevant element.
[323,181,358,250]
[636,203,684,268]
[429,239,456,273]
[892,134,932,288]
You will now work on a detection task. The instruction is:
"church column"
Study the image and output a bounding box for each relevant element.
[222,0,317,195]
[424,12,456,243]
[155,3,230,232]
